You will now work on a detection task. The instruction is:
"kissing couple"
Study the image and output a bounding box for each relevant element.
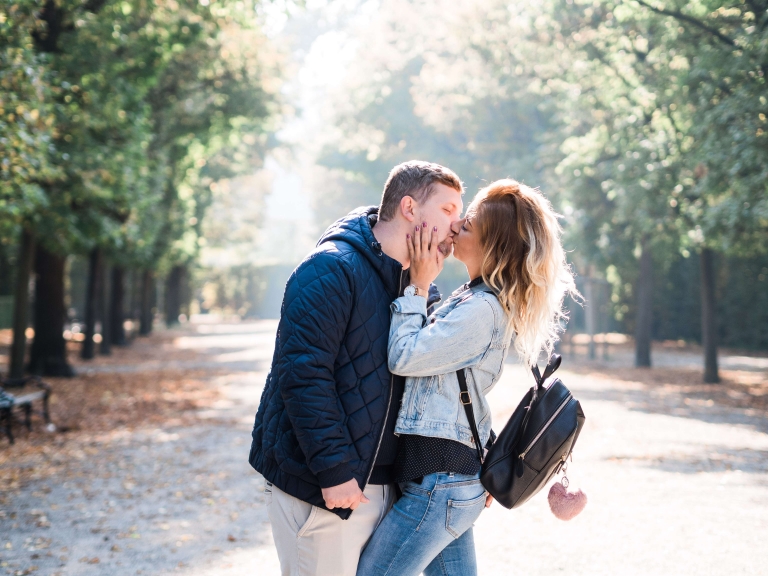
[249,160,575,575]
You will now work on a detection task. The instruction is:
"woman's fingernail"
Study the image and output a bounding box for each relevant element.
[433,226,437,231]
[406,234,410,239]
[415,225,419,231]
[422,222,427,227]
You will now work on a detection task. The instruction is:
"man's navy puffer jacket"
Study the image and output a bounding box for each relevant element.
[249,206,406,520]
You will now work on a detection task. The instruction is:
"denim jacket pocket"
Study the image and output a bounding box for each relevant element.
[436,374,448,398]
[416,375,438,418]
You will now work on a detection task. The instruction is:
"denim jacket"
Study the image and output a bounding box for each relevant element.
[388,280,514,450]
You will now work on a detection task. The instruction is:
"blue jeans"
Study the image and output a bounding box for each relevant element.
[356,472,486,576]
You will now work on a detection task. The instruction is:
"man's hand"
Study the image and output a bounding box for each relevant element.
[321,478,370,510]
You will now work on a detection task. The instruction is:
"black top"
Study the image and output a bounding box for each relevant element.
[393,434,481,483]
[368,372,405,484]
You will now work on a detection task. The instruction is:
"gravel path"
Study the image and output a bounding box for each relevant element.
[1,320,767,575]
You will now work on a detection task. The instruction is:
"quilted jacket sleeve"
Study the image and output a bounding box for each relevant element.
[277,251,355,488]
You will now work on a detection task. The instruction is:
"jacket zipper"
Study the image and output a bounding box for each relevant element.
[519,393,572,461]
[363,268,404,490]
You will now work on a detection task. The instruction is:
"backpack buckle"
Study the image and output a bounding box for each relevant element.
[460,391,472,405]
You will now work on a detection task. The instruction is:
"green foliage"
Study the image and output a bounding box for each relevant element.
[543,0,768,256]
[0,2,62,239]
[0,0,279,274]
[139,11,278,272]
[536,0,768,332]
[666,0,768,255]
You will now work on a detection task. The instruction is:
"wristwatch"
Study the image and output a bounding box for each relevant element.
[404,284,426,298]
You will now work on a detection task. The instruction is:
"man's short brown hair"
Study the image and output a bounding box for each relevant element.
[378,160,463,221]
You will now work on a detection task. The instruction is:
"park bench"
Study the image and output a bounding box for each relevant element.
[0,376,52,444]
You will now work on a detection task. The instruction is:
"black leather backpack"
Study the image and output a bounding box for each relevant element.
[458,354,585,509]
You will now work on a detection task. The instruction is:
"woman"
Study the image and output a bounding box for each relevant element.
[356,179,577,576]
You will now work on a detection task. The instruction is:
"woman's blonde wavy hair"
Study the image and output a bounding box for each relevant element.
[470,179,577,367]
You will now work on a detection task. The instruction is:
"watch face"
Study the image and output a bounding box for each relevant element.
[404,285,416,297]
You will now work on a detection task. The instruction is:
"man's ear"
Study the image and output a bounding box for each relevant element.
[400,195,417,223]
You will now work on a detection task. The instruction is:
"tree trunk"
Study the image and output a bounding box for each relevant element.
[139,269,154,336]
[109,265,127,346]
[99,263,111,356]
[130,269,141,326]
[28,245,74,377]
[701,248,719,383]
[635,237,653,367]
[9,229,35,379]
[0,243,13,296]
[165,265,185,327]
[81,248,102,360]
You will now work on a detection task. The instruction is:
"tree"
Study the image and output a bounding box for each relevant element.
[1,1,62,377]
[551,0,768,379]
[510,0,767,378]
[136,8,277,326]
[639,0,768,382]
[23,0,160,375]
[2,0,280,373]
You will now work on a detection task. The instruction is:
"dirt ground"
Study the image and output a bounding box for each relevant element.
[1,319,767,575]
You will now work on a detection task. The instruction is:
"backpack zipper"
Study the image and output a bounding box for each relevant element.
[519,392,572,461]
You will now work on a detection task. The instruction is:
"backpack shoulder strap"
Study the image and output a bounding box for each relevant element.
[457,369,485,463]
[532,354,562,388]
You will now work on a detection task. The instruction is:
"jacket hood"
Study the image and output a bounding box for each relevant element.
[317,206,404,297]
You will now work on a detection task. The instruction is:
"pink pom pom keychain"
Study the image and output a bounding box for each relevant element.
[547,459,587,521]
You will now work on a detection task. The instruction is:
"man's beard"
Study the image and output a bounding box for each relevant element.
[437,240,454,257]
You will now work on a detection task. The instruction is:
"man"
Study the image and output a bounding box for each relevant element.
[249,160,464,575]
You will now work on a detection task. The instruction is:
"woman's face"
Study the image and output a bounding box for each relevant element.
[450,209,484,274]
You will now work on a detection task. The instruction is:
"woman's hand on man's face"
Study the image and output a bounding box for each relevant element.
[407,222,444,292]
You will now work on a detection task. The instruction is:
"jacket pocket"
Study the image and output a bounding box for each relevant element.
[416,375,438,417]
[436,373,449,397]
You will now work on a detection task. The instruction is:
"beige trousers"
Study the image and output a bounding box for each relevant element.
[266,481,394,576]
